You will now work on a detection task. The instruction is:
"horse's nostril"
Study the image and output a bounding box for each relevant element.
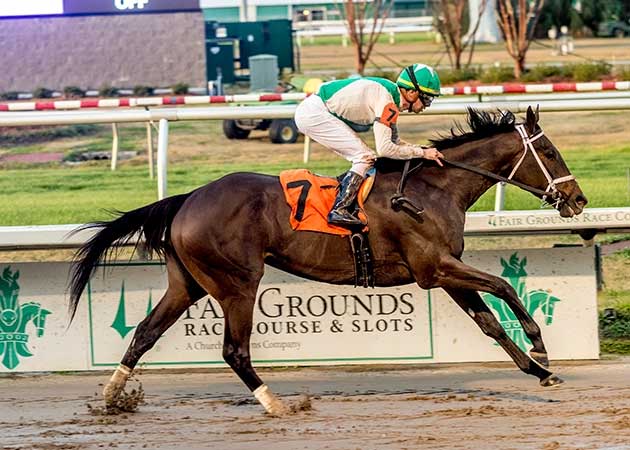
[575,194,588,206]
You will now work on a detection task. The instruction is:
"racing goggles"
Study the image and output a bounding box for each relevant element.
[418,91,435,107]
[405,66,436,108]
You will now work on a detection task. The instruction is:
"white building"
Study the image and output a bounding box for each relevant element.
[201,0,430,23]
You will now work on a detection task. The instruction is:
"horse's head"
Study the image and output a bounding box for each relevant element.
[508,106,587,217]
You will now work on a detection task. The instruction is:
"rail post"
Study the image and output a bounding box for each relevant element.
[111,123,119,171]
[157,118,169,200]
[147,121,155,179]
[303,135,311,164]
[495,182,506,211]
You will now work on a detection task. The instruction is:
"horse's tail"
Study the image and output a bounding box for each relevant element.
[68,192,192,322]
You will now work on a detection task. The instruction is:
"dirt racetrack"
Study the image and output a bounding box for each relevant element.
[2,358,630,450]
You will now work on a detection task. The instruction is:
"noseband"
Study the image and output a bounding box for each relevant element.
[508,124,575,208]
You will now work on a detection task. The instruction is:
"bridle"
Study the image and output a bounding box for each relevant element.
[507,124,575,208]
[392,123,577,219]
[441,123,575,209]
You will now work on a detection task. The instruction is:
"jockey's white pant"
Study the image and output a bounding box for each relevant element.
[294,94,375,177]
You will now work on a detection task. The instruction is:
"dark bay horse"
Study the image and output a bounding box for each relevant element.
[69,107,587,415]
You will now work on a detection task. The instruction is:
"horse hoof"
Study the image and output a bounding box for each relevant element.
[540,374,564,387]
[530,351,549,368]
[103,382,125,407]
[254,384,291,417]
[102,365,132,408]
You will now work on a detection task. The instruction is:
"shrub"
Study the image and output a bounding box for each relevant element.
[599,306,630,339]
[0,124,100,145]
[479,66,514,84]
[132,85,154,96]
[614,65,630,81]
[600,339,630,354]
[98,85,119,97]
[0,91,20,100]
[567,62,612,82]
[33,87,54,99]
[171,83,189,95]
[521,64,569,82]
[63,86,85,98]
[439,67,481,85]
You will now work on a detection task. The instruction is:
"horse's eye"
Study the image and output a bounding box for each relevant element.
[541,147,555,159]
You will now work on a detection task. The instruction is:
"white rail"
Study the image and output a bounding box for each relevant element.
[2,207,629,250]
[2,98,630,202]
[3,98,630,127]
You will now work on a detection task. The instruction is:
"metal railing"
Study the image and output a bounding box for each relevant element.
[2,97,630,202]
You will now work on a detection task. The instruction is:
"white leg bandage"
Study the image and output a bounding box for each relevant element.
[103,364,132,404]
[253,384,288,416]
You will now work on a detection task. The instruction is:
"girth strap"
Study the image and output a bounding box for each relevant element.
[350,232,374,288]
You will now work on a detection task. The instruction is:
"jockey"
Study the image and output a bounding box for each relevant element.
[294,63,445,227]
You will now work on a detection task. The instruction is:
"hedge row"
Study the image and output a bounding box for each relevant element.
[0,124,100,145]
[600,304,630,340]
[366,62,630,85]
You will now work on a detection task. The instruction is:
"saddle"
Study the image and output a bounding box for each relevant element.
[279,169,376,287]
[279,162,425,288]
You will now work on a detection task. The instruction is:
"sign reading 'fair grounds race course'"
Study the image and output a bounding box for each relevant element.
[466,207,630,234]
[0,248,598,373]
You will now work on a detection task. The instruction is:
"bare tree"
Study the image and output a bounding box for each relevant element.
[341,0,392,75]
[434,0,488,70]
[497,0,546,79]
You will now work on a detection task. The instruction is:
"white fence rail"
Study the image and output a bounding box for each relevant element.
[2,98,630,200]
[2,207,630,251]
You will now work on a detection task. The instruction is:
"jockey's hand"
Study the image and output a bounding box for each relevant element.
[422,147,444,167]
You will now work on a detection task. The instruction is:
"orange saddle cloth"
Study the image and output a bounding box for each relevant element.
[279,169,373,236]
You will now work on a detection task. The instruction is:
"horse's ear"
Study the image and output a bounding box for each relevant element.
[525,106,537,133]
[535,104,540,123]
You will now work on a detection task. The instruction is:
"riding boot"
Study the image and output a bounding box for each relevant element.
[328,171,365,227]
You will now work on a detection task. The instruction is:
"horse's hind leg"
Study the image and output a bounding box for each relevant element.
[103,255,206,407]
[223,292,289,415]
[192,269,289,416]
[443,287,562,387]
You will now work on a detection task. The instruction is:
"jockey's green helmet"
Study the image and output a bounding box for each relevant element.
[396,64,441,96]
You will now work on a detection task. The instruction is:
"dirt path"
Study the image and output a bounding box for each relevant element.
[1,359,630,450]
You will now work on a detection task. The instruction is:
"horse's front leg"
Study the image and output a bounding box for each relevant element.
[433,256,552,367]
[443,286,562,386]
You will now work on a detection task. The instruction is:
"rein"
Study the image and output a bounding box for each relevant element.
[441,158,550,198]
[443,123,575,208]
[391,123,577,216]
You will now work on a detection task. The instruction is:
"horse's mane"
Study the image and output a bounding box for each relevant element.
[374,108,516,174]
[429,108,516,150]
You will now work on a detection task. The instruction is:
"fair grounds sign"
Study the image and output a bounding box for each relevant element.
[0,248,598,373]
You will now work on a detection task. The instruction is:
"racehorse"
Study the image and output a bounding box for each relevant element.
[68,107,587,415]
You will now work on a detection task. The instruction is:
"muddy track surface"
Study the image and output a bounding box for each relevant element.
[1,359,630,450]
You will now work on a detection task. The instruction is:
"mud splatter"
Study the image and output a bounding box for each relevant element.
[289,394,313,413]
[87,382,145,416]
